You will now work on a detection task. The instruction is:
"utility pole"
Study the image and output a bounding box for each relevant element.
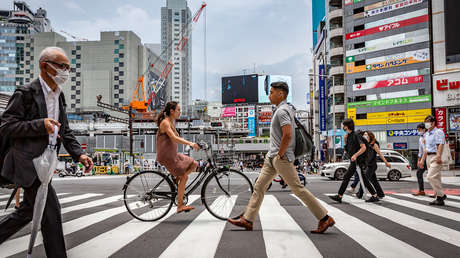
[129,106,134,165]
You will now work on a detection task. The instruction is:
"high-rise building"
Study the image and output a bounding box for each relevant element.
[344,0,432,164]
[161,0,192,115]
[431,0,460,168]
[312,0,326,48]
[0,1,51,94]
[25,31,161,114]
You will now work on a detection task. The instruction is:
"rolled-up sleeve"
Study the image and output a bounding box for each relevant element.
[418,137,425,158]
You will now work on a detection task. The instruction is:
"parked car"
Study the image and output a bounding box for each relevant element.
[321,150,411,181]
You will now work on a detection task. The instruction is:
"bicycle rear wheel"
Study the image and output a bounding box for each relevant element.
[201,168,254,220]
[124,170,175,221]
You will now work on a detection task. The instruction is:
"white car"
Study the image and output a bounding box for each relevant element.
[321,150,412,181]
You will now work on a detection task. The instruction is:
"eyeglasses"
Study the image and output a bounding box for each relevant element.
[46,61,70,71]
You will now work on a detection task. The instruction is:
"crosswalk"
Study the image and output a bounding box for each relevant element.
[0,191,460,257]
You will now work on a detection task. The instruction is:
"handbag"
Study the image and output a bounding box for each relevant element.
[441,142,453,164]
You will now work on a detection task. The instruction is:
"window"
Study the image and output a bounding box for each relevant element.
[356,113,367,119]
[76,54,81,59]
[355,78,366,84]
[114,76,119,80]
[76,63,81,68]
[353,7,364,14]
[76,72,80,77]
[114,67,119,72]
[115,94,119,98]
[114,40,119,44]
[354,42,365,49]
[386,157,404,163]
[76,99,80,104]
[71,86,76,90]
[119,89,124,94]
[114,49,119,54]
[119,62,124,67]
[76,46,81,50]
[71,59,76,64]
[119,44,124,49]
[114,58,119,63]
[354,24,365,31]
[71,77,76,82]
[114,85,119,89]
[72,50,76,55]
[71,68,76,73]
[355,60,365,66]
[119,80,124,85]
[119,71,124,76]
[76,81,80,86]
[119,53,124,58]
[76,90,80,94]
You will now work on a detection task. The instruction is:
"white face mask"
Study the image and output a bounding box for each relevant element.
[47,63,69,85]
[424,122,432,129]
[363,135,369,141]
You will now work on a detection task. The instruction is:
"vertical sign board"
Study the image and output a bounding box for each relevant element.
[319,65,326,131]
[248,106,256,137]
[435,108,447,135]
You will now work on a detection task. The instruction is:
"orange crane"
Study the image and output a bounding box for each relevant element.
[123,2,207,116]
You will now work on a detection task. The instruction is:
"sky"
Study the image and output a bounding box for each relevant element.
[1,0,314,109]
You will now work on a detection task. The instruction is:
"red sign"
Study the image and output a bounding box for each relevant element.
[346,14,429,40]
[436,79,460,91]
[435,108,447,134]
[233,98,246,103]
[81,143,87,150]
[353,75,423,91]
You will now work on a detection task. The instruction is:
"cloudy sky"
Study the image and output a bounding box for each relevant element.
[1,0,313,109]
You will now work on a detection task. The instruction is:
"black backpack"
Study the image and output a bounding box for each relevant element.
[287,104,313,159]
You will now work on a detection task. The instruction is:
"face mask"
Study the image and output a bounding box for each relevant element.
[363,135,369,141]
[47,64,69,85]
[424,122,432,129]
[418,131,424,136]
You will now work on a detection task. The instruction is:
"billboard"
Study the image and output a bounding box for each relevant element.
[319,65,326,131]
[347,95,431,109]
[365,0,423,18]
[222,74,259,104]
[248,106,256,137]
[433,73,460,107]
[258,75,293,103]
[352,108,431,126]
[221,106,236,117]
[450,111,460,131]
[352,75,424,91]
[444,0,460,62]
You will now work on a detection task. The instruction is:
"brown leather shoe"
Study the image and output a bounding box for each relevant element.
[311,216,335,234]
[227,216,253,231]
[412,191,426,196]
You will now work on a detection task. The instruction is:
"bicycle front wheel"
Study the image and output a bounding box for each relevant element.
[124,170,175,221]
[201,168,254,220]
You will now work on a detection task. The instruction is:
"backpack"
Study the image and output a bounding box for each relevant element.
[287,104,313,159]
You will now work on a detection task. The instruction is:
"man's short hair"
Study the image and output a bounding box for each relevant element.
[417,123,425,130]
[342,118,355,131]
[424,115,436,126]
[271,81,289,96]
[38,47,68,69]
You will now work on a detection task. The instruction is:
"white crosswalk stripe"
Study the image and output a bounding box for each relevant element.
[394,193,460,209]
[1,192,460,257]
[0,192,70,207]
[295,195,431,258]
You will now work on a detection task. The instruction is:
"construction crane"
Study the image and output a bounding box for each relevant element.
[124,2,207,116]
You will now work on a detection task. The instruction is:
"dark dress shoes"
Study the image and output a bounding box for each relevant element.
[227,216,253,231]
[329,195,342,203]
[365,196,379,203]
[429,199,445,206]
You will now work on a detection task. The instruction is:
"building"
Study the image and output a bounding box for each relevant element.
[312,0,326,48]
[24,31,156,114]
[161,0,192,115]
[344,0,432,165]
[431,0,460,168]
[0,1,51,95]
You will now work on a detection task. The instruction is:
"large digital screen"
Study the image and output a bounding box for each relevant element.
[445,0,460,63]
[257,75,293,103]
[221,74,259,104]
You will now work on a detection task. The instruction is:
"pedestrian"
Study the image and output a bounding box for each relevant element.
[240,161,244,172]
[419,115,447,205]
[355,131,389,199]
[228,81,335,233]
[329,119,380,203]
[156,101,200,213]
[0,47,93,257]
[413,123,427,196]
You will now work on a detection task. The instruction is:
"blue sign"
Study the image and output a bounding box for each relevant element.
[319,65,326,132]
[393,142,408,150]
[248,107,256,137]
[387,129,417,137]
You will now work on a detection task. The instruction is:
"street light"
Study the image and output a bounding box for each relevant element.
[308,73,337,162]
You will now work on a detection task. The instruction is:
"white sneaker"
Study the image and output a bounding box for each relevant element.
[346,187,356,194]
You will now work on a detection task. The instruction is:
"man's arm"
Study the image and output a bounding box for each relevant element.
[351,143,366,162]
[278,124,292,157]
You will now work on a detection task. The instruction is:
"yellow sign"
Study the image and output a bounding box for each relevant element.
[355,109,431,126]
[347,57,428,74]
[348,108,356,121]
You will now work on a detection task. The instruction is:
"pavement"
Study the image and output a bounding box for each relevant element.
[1,170,460,257]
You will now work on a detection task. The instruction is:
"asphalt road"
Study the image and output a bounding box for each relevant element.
[1,170,460,258]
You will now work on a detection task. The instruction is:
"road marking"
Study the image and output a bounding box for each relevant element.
[259,195,322,258]
[0,203,146,257]
[68,195,200,258]
[0,192,70,206]
[61,195,125,214]
[340,195,460,248]
[159,195,237,258]
[296,195,431,258]
[57,193,102,205]
[394,194,460,209]
[385,195,460,222]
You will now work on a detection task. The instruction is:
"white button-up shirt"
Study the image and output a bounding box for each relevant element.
[424,127,446,154]
[39,75,61,143]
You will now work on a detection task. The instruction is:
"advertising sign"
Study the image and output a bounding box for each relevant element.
[221,106,236,117]
[365,0,403,11]
[433,74,460,107]
[449,112,460,131]
[347,95,431,109]
[258,75,292,103]
[365,9,427,29]
[258,111,272,125]
[354,108,431,126]
[387,129,418,137]
[346,49,429,74]
[248,106,256,137]
[365,68,429,83]
[365,0,424,18]
[353,75,424,91]
[319,65,326,131]
[393,142,408,150]
[435,108,447,135]
[222,74,259,104]
[346,14,428,40]
[367,89,419,101]
[345,0,353,6]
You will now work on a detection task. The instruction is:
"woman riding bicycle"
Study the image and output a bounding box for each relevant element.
[156,101,200,213]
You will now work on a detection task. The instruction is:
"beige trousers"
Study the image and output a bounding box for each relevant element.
[243,155,327,222]
[426,154,444,197]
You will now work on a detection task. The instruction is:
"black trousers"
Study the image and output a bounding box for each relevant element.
[416,162,427,191]
[339,161,376,196]
[357,164,385,198]
[0,179,67,258]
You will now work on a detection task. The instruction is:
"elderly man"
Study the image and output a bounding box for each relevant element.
[0,47,93,257]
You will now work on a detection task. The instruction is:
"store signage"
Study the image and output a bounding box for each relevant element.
[346,33,428,57]
[354,109,431,126]
[319,65,326,131]
[221,106,236,117]
[433,73,460,107]
[365,68,429,84]
[387,129,418,137]
[435,108,447,135]
[365,9,427,29]
[365,0,424,18]
[347,49,429,74]
[449,111,460,131]
[346,14,428,40]
[365,0,404,11]
[353,75,424,91]
[346,0,364,5]
[248,106,256,137]
[347,95,431,109]
[393,142,408,150]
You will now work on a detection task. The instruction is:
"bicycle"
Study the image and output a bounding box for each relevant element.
[122,142,254,221]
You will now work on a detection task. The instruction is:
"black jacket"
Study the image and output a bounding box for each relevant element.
[0,79,83,187]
